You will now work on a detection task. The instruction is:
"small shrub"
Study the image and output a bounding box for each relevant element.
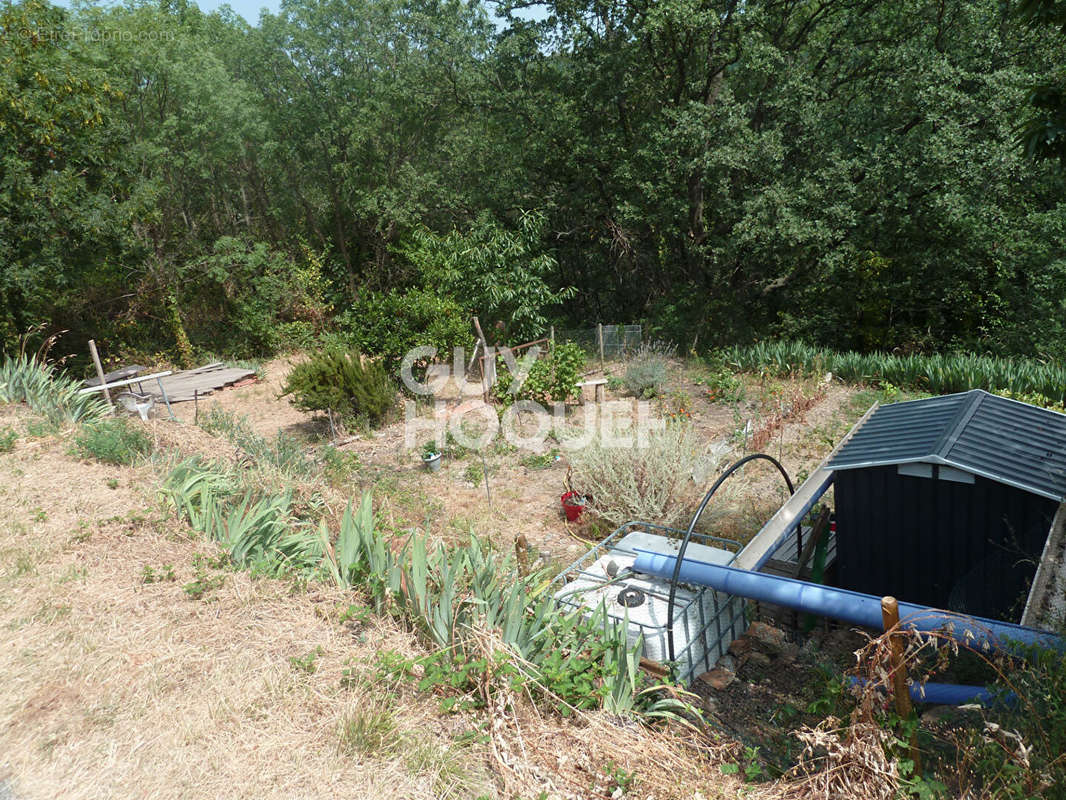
[338,707,402,756]
[493,341,585,405]
[73,419,153,465]
[623,341,676,398]
[280,349,394,427]
[463,462,484,485]
[289,647,323,674]
[0,426,17,453]
[570,421,730,527]
[520,448,559,470]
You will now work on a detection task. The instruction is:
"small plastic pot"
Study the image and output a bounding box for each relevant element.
[561,490,586,521]
[422,453,442,472]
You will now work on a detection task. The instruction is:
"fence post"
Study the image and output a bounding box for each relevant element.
[597,323,605,369]
[549,325,555,348]
[882,596,922,775]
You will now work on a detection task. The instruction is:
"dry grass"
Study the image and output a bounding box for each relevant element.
[0,357,884,800]
[0,417,762,800]
[0,433,489,800]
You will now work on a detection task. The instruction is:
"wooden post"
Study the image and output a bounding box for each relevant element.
[882,596,922,775]
[597,323,605,369]
[194,389,199,425]
[549,325,555,348]
[88,339,112,410]
[472,316,491,401]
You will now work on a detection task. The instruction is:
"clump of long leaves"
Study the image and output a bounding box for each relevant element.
[727,341,1066,404]
[163,457,698,724]
[323,492,698,725]
[0,354,109,423]
[161,458,322,576]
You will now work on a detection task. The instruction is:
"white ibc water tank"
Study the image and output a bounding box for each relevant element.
[553,530,743,682]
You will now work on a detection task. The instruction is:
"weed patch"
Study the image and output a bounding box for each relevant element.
[73,419,153,465]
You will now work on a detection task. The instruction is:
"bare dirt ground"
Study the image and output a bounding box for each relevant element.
[0,356,897,799]
[169,356,874,562]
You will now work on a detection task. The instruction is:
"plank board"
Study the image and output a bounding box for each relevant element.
[141,365,257,403]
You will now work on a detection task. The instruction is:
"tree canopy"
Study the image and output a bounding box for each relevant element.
[1,0,1064,364]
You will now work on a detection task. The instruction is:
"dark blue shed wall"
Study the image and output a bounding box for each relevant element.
[834,466,1057,621]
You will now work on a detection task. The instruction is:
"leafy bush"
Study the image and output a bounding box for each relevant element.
[493,341,585,405]
[182,237,332,357]
[623,341,675,398]
[570,422,730,528]
[0,355,109,423]
[338,288,470,374]
[280,349,394,427]
[73,418,153,465]
[403,210,575,342]
[727,341,1066,404]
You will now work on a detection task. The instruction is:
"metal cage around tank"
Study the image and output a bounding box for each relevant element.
[549,521,747,684]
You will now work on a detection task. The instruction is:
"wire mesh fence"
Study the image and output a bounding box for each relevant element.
[555,324,642,359]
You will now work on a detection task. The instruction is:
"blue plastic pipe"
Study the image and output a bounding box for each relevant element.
[847,677,1015,708]
[632,549,1063,655]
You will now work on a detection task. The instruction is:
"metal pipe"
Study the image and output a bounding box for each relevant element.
[847,677,1015,708]
[636,549,1064,655]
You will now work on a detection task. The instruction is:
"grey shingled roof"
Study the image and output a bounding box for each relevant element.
[828,390,1066,501]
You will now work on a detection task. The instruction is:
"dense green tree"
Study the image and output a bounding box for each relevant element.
[0,0,148,346]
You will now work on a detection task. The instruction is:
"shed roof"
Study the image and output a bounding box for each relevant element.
[827,390,1066,501]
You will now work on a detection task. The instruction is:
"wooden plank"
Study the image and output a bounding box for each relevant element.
[78,370,173,395]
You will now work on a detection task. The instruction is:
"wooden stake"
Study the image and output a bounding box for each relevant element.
[194,389,199,425]
[882,596,922,775]
[597,323,605,368]
[515,533,529,577]
[88,339,112,409]
[472,316,491,401]
[549,325,555,347]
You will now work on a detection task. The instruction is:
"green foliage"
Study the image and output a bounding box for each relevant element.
[520,448,559,470]
[463,462,484,485]
[338,288,470,374]
[141,563,175,584]
[0,426,17,453]
[692,355,746,404]
[198,407,316,478]
[493,342,585,406]
[1016,0,1066,165]
[280,349,394,427]
[0,355,109,424]
[182,237,332,357]
[728,341,1066,405]
[945,647,1066,799]
[338,707,402,757]
[160,459,324,578]
[403,211,575,342]
[623,342,674,399]
[289,646,323,674]
[73,418,153,465]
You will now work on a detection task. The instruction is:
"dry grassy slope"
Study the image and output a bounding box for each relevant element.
[0,421,485,799]
[0,409,757,800]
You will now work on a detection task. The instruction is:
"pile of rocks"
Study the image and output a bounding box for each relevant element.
[697,621,800,691]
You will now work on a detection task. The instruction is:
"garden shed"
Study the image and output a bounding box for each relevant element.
[826,390,1066,622]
